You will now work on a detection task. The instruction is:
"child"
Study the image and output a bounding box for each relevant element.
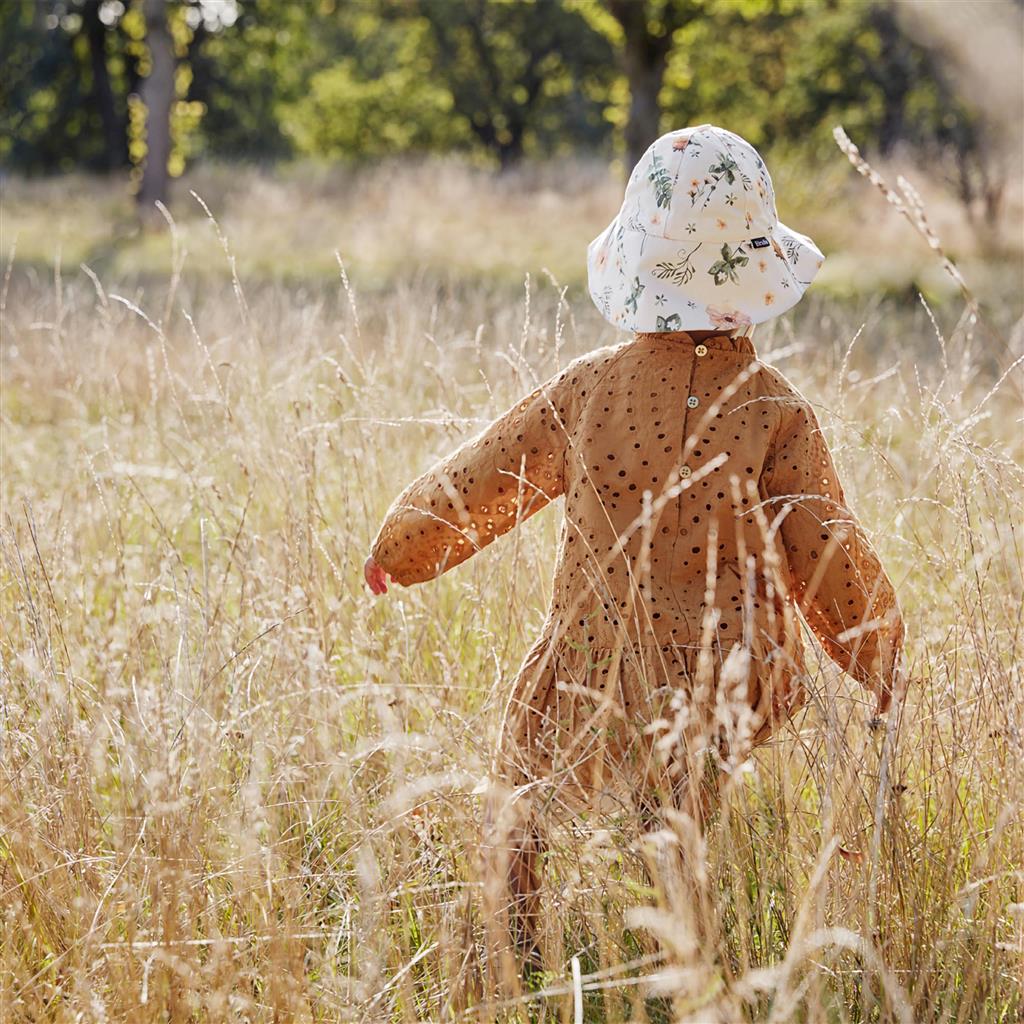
[365,125,903,961]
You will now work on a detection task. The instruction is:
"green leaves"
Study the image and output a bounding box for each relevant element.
[707,153,739,185]
[282,60,462,158]
[0,0,990,182]
[653,244,701,286]
[624,276,646,314]
[648,152,674,208]
[708,243,749,285]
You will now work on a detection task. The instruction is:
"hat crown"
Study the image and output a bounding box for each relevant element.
[624,125,778,243]
[586,123,823,332]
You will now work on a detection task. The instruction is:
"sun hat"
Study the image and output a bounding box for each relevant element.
[587,124,824,333]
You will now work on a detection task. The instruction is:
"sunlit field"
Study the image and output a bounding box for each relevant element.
[2,161,1022,1022]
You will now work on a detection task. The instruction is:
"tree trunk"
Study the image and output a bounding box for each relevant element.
[622,52,667,171]
[497,134,525,171]
[137,0,175,219]
[82,0,124,170]
[869,4,912,156]
[607,0,683,172]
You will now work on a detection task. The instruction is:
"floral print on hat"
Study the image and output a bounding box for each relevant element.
[706,305,752,331]
[587,125,824,332]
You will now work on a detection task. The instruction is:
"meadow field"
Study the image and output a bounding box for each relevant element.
[1,157,1023,1021]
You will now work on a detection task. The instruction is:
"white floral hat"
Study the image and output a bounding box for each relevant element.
[587,124,824,332]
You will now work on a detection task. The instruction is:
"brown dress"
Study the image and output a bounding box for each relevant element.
[371,331,903,809]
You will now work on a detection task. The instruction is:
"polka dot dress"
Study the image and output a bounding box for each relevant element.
[372,331,903,806]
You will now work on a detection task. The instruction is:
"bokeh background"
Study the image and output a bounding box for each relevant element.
[3,0,1022,314]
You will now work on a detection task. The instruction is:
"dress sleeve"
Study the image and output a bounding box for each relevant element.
[764,395,904,700]
[370,371,572,586]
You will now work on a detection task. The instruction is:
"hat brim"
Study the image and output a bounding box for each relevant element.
[587,217,823,333]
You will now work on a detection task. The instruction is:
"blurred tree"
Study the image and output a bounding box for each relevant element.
[0,0,138,172]
[137,0,174,216]
[415,0,614,167]
[186,0,326,160]
[0,0,1008,232]
[81,0,125,169]
[274,4,467,160]
[660,0,985,169]
[274,0,614,165]
[600,0,698,169]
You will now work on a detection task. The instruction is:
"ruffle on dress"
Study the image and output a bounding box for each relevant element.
[494,630,808,816]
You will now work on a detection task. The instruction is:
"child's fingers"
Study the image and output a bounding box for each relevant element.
[873,666,909,718]
[884,666,911,712]
[364,556,389,595]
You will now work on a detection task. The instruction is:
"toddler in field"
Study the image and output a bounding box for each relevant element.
[365,125,903,962]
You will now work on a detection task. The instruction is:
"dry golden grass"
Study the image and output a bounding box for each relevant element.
[4,147,1021,304]
[1,163,1022,1021]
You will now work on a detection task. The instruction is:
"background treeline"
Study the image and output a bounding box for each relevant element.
[2,0,1014,221]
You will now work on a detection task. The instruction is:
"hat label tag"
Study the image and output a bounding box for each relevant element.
[751,237,771,249]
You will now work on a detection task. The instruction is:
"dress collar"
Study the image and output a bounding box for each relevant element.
[634,330,757,357]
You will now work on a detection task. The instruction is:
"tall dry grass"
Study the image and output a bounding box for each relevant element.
[4,145,1022,306]
[1,165,1022,1022]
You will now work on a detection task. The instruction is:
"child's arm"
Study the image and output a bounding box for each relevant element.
[368,373,572,588]
[764,398,904,710]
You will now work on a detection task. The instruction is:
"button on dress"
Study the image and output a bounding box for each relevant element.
[371,331,903,806]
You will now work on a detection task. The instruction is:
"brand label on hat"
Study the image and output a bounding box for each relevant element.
[751,237,771,249]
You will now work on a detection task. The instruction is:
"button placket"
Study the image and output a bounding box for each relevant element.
[677,352,700,486]
[678,348,703,484]
[670,345,701,603]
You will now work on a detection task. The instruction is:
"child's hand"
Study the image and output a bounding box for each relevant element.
[871,665,909,721]
[364,555,389,595]
[874,686,892,717]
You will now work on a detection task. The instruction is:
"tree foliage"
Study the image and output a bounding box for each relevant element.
[414,0,615,166]
[0,0,997,196]
[659,0,978,162]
